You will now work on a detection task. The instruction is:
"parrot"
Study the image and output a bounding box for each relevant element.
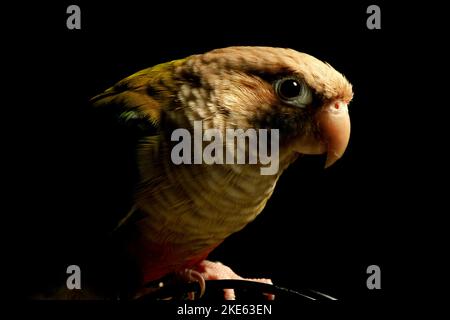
[90,46,353,300]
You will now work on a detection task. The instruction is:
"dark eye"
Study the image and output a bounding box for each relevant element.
[274,77,312,108]
[278,79,301,99]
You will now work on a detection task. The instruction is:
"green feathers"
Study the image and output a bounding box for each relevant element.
[90,58,187,127]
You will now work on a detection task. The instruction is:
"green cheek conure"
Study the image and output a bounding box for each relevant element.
[91,46,353,299]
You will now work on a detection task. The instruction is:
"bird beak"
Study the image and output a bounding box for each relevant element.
[291,100,351,168]
[317,101,351,168]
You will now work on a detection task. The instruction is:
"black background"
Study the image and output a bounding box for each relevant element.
[5,0,441,308]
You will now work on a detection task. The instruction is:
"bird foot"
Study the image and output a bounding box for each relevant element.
[191,260,274,300]
[137,260,273,300]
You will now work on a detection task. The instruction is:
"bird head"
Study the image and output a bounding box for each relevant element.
[92,46,353,171]
[173,46,353,169]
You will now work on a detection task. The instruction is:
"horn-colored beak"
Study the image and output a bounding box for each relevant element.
[291,100,351,168]
[317,101,351,168]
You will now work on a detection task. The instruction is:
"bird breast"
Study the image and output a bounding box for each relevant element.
[135,142,291,253]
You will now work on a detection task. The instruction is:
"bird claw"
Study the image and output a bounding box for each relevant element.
[178,268,206,300]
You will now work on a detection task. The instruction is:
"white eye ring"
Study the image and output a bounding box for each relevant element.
[274,77,313,108]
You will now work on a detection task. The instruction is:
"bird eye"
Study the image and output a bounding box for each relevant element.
[274,77,313,108]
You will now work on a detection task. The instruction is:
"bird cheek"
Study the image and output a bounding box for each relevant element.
[316,101,351,168]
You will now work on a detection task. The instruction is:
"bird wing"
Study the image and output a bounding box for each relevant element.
[89,67,165,232]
